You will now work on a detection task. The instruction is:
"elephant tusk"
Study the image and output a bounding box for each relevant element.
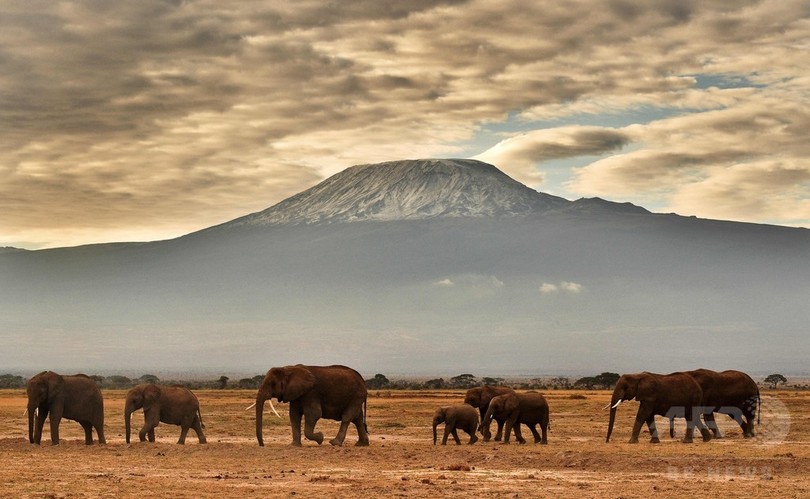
[611,400,622,409]
[602,403,612,410]
[23,408,28,417]
[268,399,281,418]
[245,402,257,411]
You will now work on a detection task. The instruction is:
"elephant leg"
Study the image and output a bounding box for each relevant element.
[95,419,106,444]
[192,416,207,444]
[289,406,303,446]
[467,429,478,445]
[494,419,505,441]
[48,406,63,445]
[528,423,542,444]
[80,421,94,445]
[645,415,660,444]
[514,423,526,445]
[502,419,513,444]
[541,421,548,445]
[35,408,48,445]
[451,428,462,445]
[353,414,370,447]
[630,403,652,443]
[303,409,324,445]
[441,425,450,445]
[705,412,723,438]
[140,412,158,443]
[682,406,711,443]
[178,425,190,445]
[330,407,358,446]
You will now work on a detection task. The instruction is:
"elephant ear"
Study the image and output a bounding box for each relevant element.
[503,394,520,413]
[636,375,658,401]
[282,366,316,402]
[46,372,64,402]
[143,384,161,409]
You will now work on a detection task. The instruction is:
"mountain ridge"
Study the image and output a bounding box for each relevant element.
[220,158,632,229]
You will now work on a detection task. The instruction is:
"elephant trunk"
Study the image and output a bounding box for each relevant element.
[27,401,36,444]
[432,420,439,445]
[255,394,266,447]
[606,407,617,443]
[480,405,495,435]
[125,403,134,444]
[606,389,623,443]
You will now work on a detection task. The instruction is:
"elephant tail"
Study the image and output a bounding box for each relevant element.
[363,399,368,434]
[198,409,206,429]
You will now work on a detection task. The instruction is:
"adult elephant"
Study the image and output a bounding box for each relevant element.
[606,371,712,444]
[480,392,549,444]
[253,364,369,447]
[26,371,105,445]
[432,404,479,445]
[124,384,207,445]
[464,385,515,441]
[669,369,760,439]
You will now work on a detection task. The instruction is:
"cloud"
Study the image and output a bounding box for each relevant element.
[567,92,810,224]
[474,126,630,186]
[540,281,584,294]
[1,0,810,246]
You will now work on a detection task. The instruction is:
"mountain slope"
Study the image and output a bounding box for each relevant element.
[221,159,571,227]
[1,158,809,375]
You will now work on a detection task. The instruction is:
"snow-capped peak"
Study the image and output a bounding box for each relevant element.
[230,159,569,226]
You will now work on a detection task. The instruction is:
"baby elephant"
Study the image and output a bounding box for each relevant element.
[125,384,207,444]
[433,404,479,445]
[481,392,549,444]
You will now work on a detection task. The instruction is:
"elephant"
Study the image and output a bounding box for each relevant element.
[464,385,515,441]
[124,384,207,445]
[26,371,105,445]
[668,369,760,439]
[480,392,549,444]
[253,364,369,447]
[432,404,479,445]
[606,371,712,444]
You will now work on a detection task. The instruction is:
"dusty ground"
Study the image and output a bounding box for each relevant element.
[0,388,807,498]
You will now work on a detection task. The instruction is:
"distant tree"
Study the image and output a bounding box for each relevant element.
[549,377,571,390]
[573,376,598,389]
[423,378,447,389]
[106,375,133,388]
[482,377,505,386]
[449,374,477,389]
[0,374,25,388]
[217,376,229,389]
[594,372,620,389]
[574,373,619,390]
[365,374,390,389]
[138,374,160,385]
[89,375,105,386]
[238,378,259,389]
[252,374,265,384]
[764,374,787,389]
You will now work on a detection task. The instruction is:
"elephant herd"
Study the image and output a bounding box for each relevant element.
[24,366,760,448]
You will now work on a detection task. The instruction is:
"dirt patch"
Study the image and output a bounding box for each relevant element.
[0,389,807,497]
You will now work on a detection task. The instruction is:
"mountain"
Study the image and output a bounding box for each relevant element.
[2,159,809,376]
[212,159,647,230]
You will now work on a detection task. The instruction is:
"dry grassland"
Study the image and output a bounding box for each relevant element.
[0,389,808,498]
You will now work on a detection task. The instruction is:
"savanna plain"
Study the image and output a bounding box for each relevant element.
[0,388,808,498]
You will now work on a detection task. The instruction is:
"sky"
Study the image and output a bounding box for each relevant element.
[2,0,810,249]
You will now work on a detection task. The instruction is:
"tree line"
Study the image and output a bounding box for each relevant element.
[0,372,799,390]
